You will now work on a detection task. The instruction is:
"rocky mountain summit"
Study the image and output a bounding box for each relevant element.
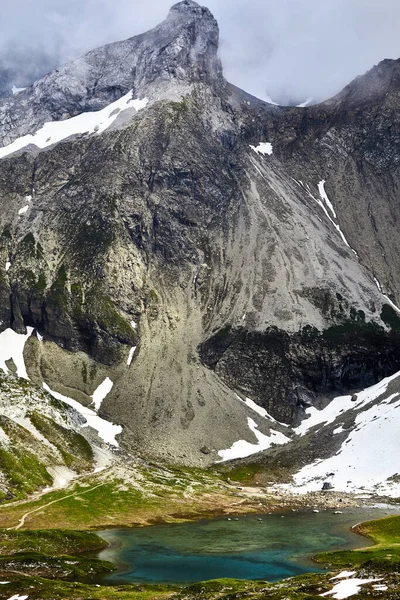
[0,0,400,469]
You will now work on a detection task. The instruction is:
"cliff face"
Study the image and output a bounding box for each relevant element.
[0,2,400,464]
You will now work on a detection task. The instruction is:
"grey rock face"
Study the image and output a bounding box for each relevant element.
[1,2,400,465]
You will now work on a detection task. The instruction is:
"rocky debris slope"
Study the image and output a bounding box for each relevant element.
[0,1,400,466]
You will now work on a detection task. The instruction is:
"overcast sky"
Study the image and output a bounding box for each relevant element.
[1,0,400,104]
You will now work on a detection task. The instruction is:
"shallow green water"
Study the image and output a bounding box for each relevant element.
[98,507,398,584]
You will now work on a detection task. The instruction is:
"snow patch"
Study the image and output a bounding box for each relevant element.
[5,262,11,272]
[293,371,400,495]
[12,85,26,95]
[300,181,356,253]
[296,370,400,435]
[320,577,382,599]
[318,180,337,218]
[373,585,388,591]
[25,195,32,202]
[7,595,29,600]
[127,346,136,366]
[331,572,357,580]
[297,97,313,108]
[0,91,148,160]
[373,276,400,313]
[0,327,33,379]
[218,417,290,462]
[36,331,43,342]
[235,394,289,426]
[92,377,113,411]
[18,205,29,215]
[250,142,273,156]
[130,320,137,329]
[43,382,122,447]
[333,426,345,435]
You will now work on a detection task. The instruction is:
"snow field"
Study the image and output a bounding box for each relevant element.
[43,383,122,447]
[0,91,148,160]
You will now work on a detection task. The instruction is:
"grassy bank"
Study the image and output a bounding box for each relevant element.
[315,513,400,569]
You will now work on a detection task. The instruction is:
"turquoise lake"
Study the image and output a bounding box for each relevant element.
[97,506,398,584]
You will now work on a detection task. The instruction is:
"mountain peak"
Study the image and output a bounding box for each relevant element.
[169,0,208,15]
[324,57,400,108]
[0,1,223,145]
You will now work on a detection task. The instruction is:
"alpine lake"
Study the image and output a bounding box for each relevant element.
[93,506,399,585]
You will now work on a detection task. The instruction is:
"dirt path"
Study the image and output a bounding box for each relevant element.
[8,482,106,531]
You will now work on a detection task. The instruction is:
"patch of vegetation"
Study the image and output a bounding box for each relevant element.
[18,232,36,256]
[32,272,47,292]
[168,98,190,127]
[316,514,400,571]
[0,528,107,556]
[357,514,400,545]
[0,444,52,501]
[214,463,262,484]
[1,224,12,242]
[321,318,384,341]
[315,546,400,569]
[0,576,178,600]
[48,264,68,308]
[29,412,94,473]
[0,551,114,579]
[381,303,400,332]
[88,293,136,345]
[68,213,115,269]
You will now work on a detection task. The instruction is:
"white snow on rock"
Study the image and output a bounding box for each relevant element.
[0,327,33,379]
[292,370,400,496]
[250,142,273,156]
[299,180,356,253]
[130,320,137,329]
[91,377,113,411]
[318,180,337,218]
[320,577,382,599]
[5,262,11,272]
[218,417,290,462]
[331,572,357,580]
[25,195,32,202]
[12,85,26,95]
[7,595,29,600]
[296,370,400,435]
[0,91,148,160]
[297,97,313,108]
[373,585,388,591]
[18,205,29,215]
[36,331,43,342]
[373,275,400,313]
[127,346,136,366]
[43,382,122,447]
[235,394,289,427]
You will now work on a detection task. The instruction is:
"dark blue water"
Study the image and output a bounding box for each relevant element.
[98,507,397,584]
